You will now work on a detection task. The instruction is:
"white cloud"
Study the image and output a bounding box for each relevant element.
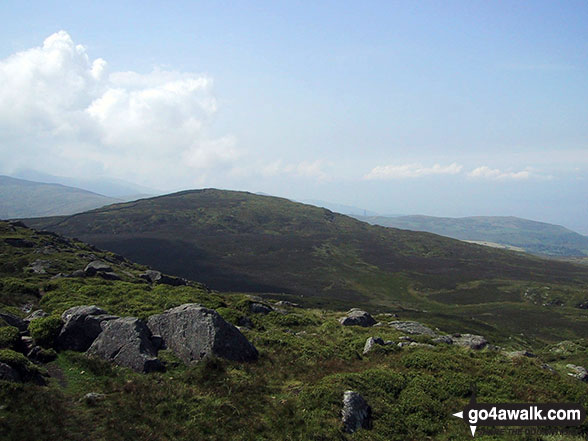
[364,162,463,180]
[468,166,532,180]
[0,31,238,189]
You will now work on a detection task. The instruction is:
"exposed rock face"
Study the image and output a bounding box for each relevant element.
[250,302,273,315]
[139,270,187,286]
[57,305,118,351]
[566,364,588,382]
[25,310,48,323]
[341,390,372,433]
[274,300,301,308]
[389,321,437,336]
[139,270,162,283]
[147,304,259,364]
[87,317,164,373]
[452,334,488,350]
[339,310,377,327]
[97,272,121,281]
[506,350,536,358]
[84,260,113,276]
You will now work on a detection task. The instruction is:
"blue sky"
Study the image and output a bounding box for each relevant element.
[1,1,587,232]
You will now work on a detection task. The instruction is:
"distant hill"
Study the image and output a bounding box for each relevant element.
[24,189,588,315]
[353,214,588,257]
[0,176,120,219]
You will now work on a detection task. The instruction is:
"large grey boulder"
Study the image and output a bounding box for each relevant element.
[57,305,118,351]
[452,334,488,350]
[87,317,164,373]
[339,310,377,327]
[341,390,372,433]
[389,321,437,336]
[147,304,258,364]
[363,337,385,355]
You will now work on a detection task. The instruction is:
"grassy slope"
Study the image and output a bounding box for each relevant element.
[1,221,587,441]
[22,189,588,345]
[354,214,588,257]
[0,175,119,219]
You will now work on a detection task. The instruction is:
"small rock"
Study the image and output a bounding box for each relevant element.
[139,270,162,283]
[363,337,385,355]
[82,392,106,406]
[339,310,377,327]
[84,261,113,276]
[505,350,536,358]
[408,342,435,349]
[70,270,86,278]
[27,259,51,274]
[452,334,488,350]
[341,390,372,433]
[98,271,121,281]
[432,335,453,345]
[24,310,48,323]
[566,364,588,382]
[388,321,437,336]
[274,300,301,308]
[250,303,273,315]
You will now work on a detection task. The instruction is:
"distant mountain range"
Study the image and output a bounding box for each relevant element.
[0,176,120,219]
[353,214,588,257]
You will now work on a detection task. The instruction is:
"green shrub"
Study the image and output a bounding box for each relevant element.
[28,316,63,348]
[0,326,19,349]
[216,307,242,325]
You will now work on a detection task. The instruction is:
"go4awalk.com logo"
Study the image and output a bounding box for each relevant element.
[452,389,585,437]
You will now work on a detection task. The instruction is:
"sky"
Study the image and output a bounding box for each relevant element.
[1,1,587,232]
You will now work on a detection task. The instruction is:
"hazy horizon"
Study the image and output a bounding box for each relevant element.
[1,2,587,233]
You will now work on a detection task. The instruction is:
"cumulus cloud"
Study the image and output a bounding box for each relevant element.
[0,31,239,189]
[467,166,532,180]
[364,162,463,180]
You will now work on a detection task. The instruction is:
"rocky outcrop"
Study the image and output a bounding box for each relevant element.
[388,321,437,336]
[84,261,113,276]
[566,364,588,382]
[147,304,258,364]
[452,334,488,350]
[87,317,163,373]
[274,300,301,308]
[341,390,372,433]
[363,336,396,355]
[139,270,187,286]
[432,335,453,345]
[57,305,118,351]
[339,310,377,327]
[0,312,27,331]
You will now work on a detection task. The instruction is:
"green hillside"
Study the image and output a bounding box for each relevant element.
[354,214,588,257]
[1,220,588,440]
[0,176,119,219]
[22,189,588,345]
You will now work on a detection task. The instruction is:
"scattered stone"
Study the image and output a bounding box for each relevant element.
[432,335,453,345]
[81,392,106,406]
[380,313,398,318]
[25,310,48,323]
[505,350,536,358]
[4,238,34,248]
[274,300,301,308]
[566,364,588,382]
[363,337,385,355]
[399,336,415,342]
[341,390,372,433]
[250,302,273,315]
[373,322,386,327]
[27,259,51,274]
[452,334,488,350]
[0,362,21,383]
[0,312,27,332]
[57,305,118,351]
[541,364,557,374]
[19,336,35,353]
[84,260,113,276]
[576,301,588,310]
[339,310,377,327]
[98,271,121,281]
[87,317,164,373]
[147,304,258,364]
[388,321,437,336]
[139,270,162,283]
[70,270,86,278]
